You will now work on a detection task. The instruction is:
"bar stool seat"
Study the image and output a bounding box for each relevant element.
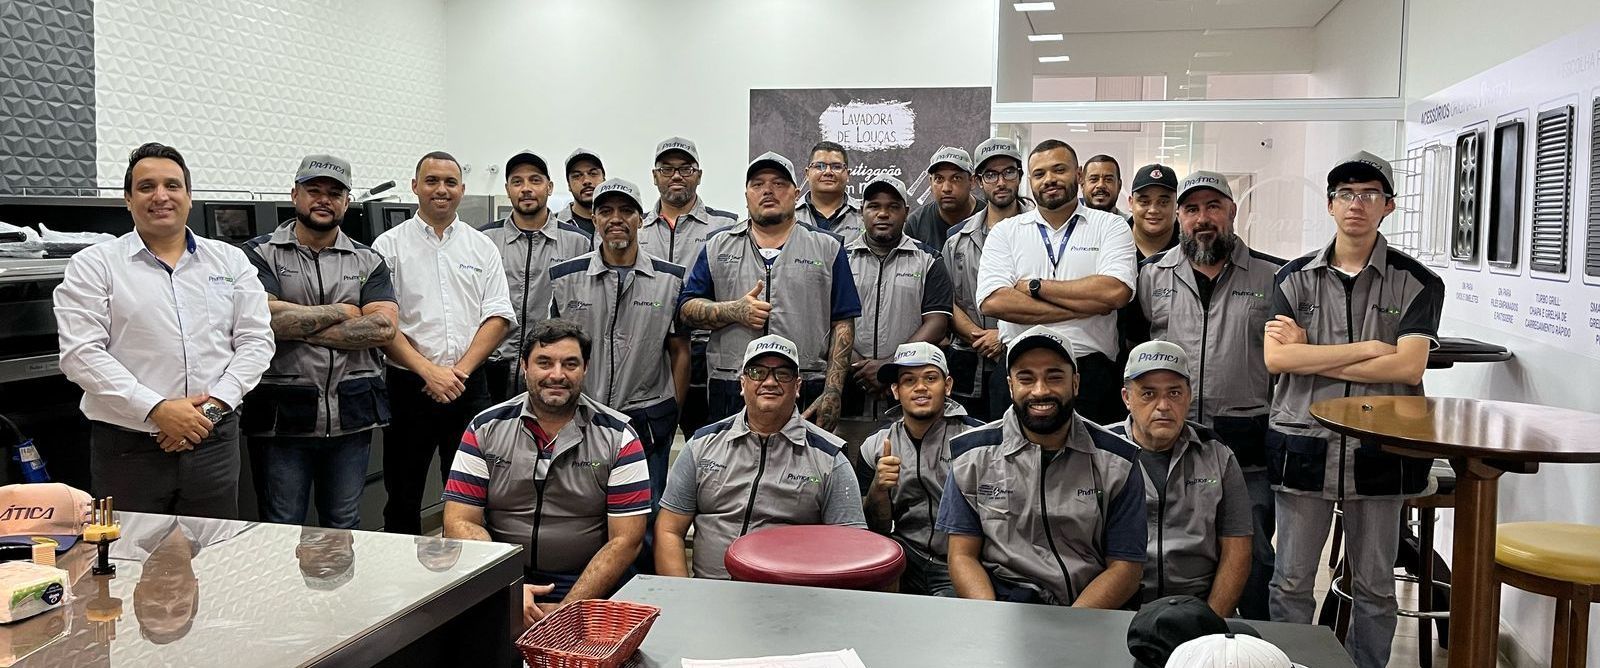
[725,525,905,591]
[1495,522,1600,667]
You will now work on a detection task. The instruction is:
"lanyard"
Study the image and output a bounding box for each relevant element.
[1036,216,1080,273]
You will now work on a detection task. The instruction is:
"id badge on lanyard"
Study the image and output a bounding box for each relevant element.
[1037,217,1080,276]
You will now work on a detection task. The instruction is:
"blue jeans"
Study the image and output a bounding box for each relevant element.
[254,432,372,529]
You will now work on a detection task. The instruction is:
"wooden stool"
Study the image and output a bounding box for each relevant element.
[1495,522,1600,667]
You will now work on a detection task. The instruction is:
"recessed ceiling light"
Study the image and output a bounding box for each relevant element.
[1013,2,1056,11]
[1193,51,1233,58]
[1028,33,1064,42]
[1038,55,1071,63]
[1177,84,1208,90]
[1185,69,1218,76]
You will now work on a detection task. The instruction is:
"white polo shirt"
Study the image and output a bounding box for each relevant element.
[372,216,516,368]
[974,205,1136,358]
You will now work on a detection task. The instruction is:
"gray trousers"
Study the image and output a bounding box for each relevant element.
[89,415,241,520]
[1269,491,1402,668]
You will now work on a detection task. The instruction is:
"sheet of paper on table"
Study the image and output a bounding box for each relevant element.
[680,648,868,668]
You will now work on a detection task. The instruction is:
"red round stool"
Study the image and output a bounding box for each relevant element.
[724,525,905,591]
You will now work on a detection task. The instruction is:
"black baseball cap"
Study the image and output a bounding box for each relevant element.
[505,150,549,178]
[1131,163,1178,194]
[1127,596,1261,668]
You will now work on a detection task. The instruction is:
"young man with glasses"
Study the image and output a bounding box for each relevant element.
[794,140,863,242]
[906,147,985,249]
[1263,152,1443,668]
[944,137,1031,421]
[654,335,866,579]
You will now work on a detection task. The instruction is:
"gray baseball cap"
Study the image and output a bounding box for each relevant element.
[295,154,352,189]
[1327,150,1395,195]
[863,175,911,204]
[565,147,604,173]
[746,151,797,185]
[1177,170,1234,204]
[741,334,800,369]
[928,146,975,174]
[654,136,700,163]
[876,342,949,386]
[591,178,644,211]
[973,137,1024,172]
[1006,324,1076,368]
[1123,340,1191,382]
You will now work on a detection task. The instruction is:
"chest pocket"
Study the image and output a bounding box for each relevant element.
[1361,278,1406,343]
[483,451,525,511]
[888,259,924,303]
[205,275,238,326]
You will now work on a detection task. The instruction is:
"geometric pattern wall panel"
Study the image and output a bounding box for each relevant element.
[0,0,97,196]
[94,0,447,199]
[1529,105,1573,274]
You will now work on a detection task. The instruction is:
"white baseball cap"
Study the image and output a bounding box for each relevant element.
[876,342,949,386]
[741,334,800,369]
[1164,634,1302,668]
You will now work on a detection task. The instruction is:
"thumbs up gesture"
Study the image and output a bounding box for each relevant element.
[738,280,773,329]
[874,436,901,496]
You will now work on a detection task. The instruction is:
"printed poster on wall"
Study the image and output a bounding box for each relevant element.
[1404,22,1600,359]
[749,87,992,206]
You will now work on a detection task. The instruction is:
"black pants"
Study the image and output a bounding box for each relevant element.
[707,377,826,426]
[90,414,241,520]
[623,398,679,576]
[484,357,521,403]
[676,340,711,440]
[383,366,490,535]
[1069,352,1128,426]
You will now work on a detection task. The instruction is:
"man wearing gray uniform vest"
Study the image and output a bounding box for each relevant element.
[1264,152,1444,668]
[639,137,737,442]
[936,324,1147,608]
[945,137,1031,421]
[243,154,399,528]
[553,148,606,245]
[655,335,867,579]
[1107,341,1251,615]
[678,152,860,431]
[794,141,863,242]
[548,178,689,511]
[843,175,953,418]
[480,150,590,401]
[1127,170,1285,620]
[858,342,984,596]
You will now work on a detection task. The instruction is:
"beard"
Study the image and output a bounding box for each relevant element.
[1037,182,1079,210]
[1011,396,1074,435]
[753,211,786,227]
[987,189,1017,209]
[529,380,579,414]
[513,199,545,217]
[661,187,694,208]
[295,209,341,232]
[1181,229,1238,266]
[1086,191,1116,212]
[605,238,630,251]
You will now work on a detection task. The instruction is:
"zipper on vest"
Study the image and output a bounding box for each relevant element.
[518,234,535,383]
[739,435,772,536]
[1338,275,1355,500]
[606,272,625,406]
[1038,449,1078,604]
[529,474,550,580]
[910,431,938,560]
[312,250,335,437]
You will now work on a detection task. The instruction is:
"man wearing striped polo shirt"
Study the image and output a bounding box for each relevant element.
[441,319,650,627]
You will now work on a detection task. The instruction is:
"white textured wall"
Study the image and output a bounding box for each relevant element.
[1403,5,1600,666]
[94,0,449,198]
[444,0,996,209]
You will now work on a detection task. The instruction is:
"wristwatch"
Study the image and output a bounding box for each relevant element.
[1028,278,1043,300]
[201,400,231,423]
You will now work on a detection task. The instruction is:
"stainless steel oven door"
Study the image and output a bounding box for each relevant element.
[0,258,69,383]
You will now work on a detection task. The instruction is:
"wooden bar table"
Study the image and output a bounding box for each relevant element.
[1310,396,1600,668]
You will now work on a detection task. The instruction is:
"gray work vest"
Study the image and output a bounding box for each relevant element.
[795,193,863,245]
[859,402,985,562]
[1109,420,1243,601]
[679,409,856,579]
[640,198,737,270]
[699,221,849,382]
[478,217,591,361]
[548,250,685,412]
[1138,240,1284,468]
[241,222,393,437]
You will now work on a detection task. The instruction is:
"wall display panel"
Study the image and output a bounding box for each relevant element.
[1452,129,1484,262]
[1405,22,1600,359]
[1488,119,1524,268]
[1530,105,1575,273]
[0,0,96,195]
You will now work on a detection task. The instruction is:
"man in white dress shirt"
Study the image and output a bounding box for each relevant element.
[976,139,1137,425]
[372,151,515,535]
[54,142,275,519]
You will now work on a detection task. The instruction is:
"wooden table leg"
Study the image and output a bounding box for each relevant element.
[1448,459,1503,668]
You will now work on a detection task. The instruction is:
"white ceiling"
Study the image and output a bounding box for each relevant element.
[1015,0,1343,34]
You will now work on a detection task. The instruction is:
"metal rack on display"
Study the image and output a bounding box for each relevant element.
[1452,129,1483,262]
[1529,105,1574,274]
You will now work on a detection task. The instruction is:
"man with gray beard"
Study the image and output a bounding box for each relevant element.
[1126,170,1284,620]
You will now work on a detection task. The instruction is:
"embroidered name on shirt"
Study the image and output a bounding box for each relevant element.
[565,300,591,312]
[1185,477,1219,486]
[697,459,726,474]
[1152,287,1176,299]
[1298,302,1320,316]
[715,253,741,264]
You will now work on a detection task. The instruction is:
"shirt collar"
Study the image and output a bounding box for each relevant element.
[727,407,811,446]
[1303,232,1389,277]
[498,215,562,244]
[646,197,712,228]
[126,228,198,259]
[1028,208,1086,235]
[585,249,657,277]
[412,215,462,240]
[883,397,973,420]
[518,394,599,455]
[798,192,861,215]
[268,221,355,252]
[1000,409,1095,458]
[845,230,920,254]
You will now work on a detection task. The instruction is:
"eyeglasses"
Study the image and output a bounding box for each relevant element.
[1330,190,1389,205]
[808,161,847,173]
[743,366,798,383]
[979,167,1021,184]
[653,165,701,178]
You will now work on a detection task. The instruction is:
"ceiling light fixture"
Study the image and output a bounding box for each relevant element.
[1028,33,1064,42]
[1038,55,1071,63]
[1013,2,1056,10]
[1193,51,1233,58]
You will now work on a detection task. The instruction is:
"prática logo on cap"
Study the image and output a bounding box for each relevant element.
[1136,351,1182,364]
[0,504,55,522]
[1190,175,1222,186]
[661,141,693,153]
[308,161,346,175]
[754,341,792,355]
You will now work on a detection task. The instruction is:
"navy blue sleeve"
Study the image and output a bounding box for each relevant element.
[828,244,863,321]
[1269,266,1297,321]
[1397,273,1445,342]
[1104,463,1148,562]
[242,243,283,299]
[359,258,397,306]
[934,471,982,536]
[921,257,954,316]
[680,246,715,309]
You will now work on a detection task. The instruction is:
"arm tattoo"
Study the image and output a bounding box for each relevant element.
[679,297,749,330]
[304,314,396,350]
[825,319,853,393]
[270,303,349,340]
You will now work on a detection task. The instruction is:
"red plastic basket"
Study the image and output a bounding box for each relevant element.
[514,599,661,668]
